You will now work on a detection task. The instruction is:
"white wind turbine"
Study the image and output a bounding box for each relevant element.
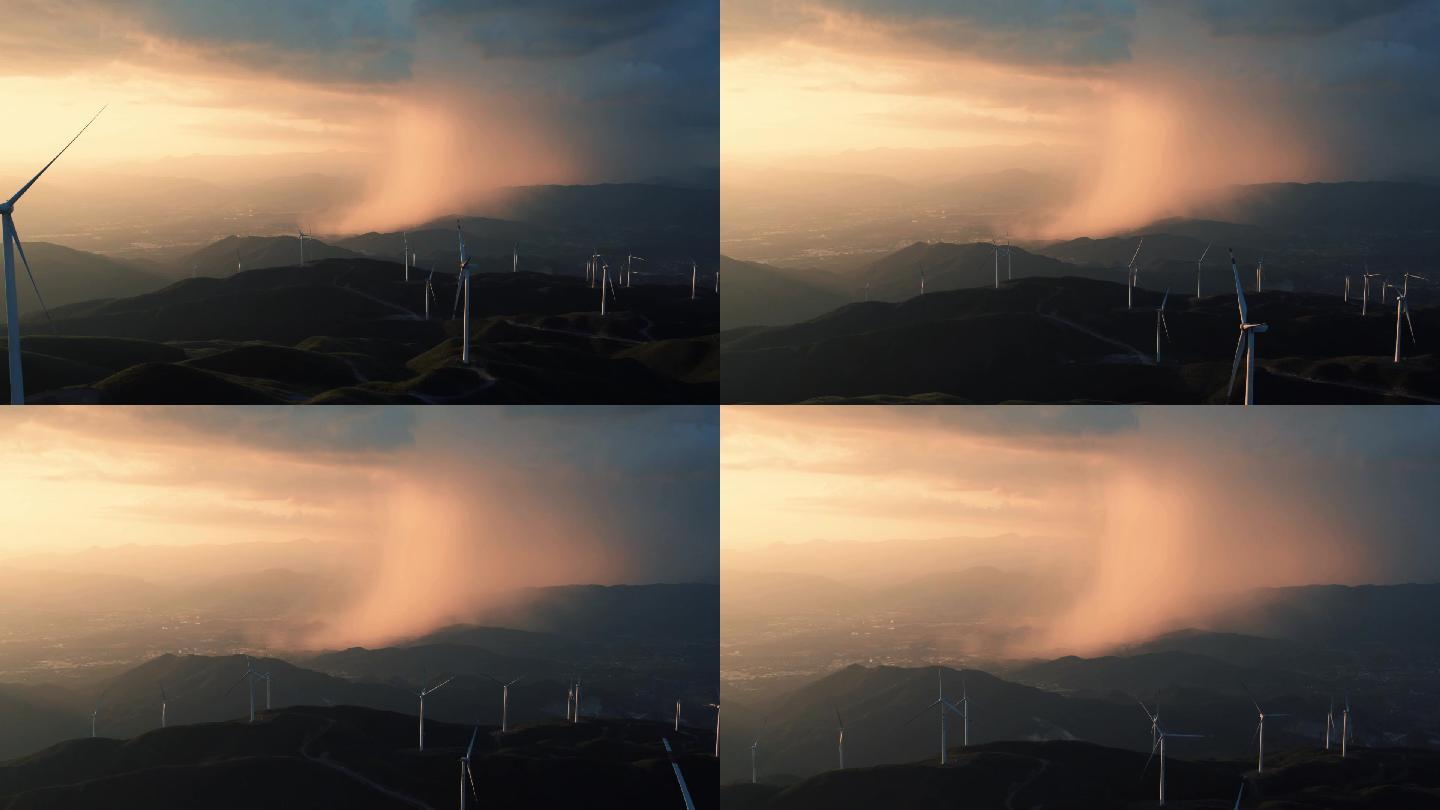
[262,671,273,710]
[1127,237,1145,309]
[707,702,720,758]
[1138,698,1160,751]
[1144,722,1204,807]
[226,658,265,724]
[453,222,475,364]
[1155,288,1172,363]
[459,725,480,810]
[626,254,646,288]
[1403,272,1427,297]
[835,708,846,769]
[424,265,438,320]
[1341,695,1352,757]
[298,227,308,266]
[416,674,455,751]
[993,241,1001,289]
[674,700,682,731]
[663,738,698,810]
[715,263,720,293]
[1244,686,1289,773]
[1344,275,1351,303]
[512,244,518,274]
[920,268,926,296]
[1324,698,1336,751]
[1390,285,1417,363]
[691,260,698,300]
[484,674,524,733]
[601,263,611,316]
[2,106,105,404]
[905,669,966,765]
[1005,238,1013,281]
[1196,242,1212,297]
[160,684,168,729]
[236,246,243,276]
[91,699,101,738]
[1362,269,1382,315]
[573,678,583,722]
[1233,781,1245,810]
[1255,255,1265,293]
[1228,249,1268,406]
[403,232,410,281]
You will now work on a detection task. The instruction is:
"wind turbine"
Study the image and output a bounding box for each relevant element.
[674,700,681,731]
[1155,288,1172,363]
[261,671,272,710]
[993,241,1000,289]
[1391,285,1417,363]
[1005,238,1013,281]
[600,263,611,316]
[1138,698,1160,751]
[1255,255,1264,293]
[707,702,720,758]
[160,684,168,729]
[1127,237,1145,309]
[1341,695,1351,757]
[298,227,308,266]
[1324,698,1335,751]
[573,678,582,722]
[691,260,698,300]
[715,264,720,293]
[1403,272,1427,297]
[91,700,101,738]
[2,106,104,404]
[1344,276,1351,303]
[905,669,966,765]
[1196,242,1211,297]
[1362,268,1382,315]
[484,674,523,733]
[1228,248,1269,406]
[236,246,243,276]
[626,254,646,288]
[403,232,410,281]
[835,708,846,769]
[453,222,474,364]
[1243,685,1289,773]
[226,659,264,723]
[1144,723,1204,806]
[920,268,926,296]
[424,265,437,320]
[512,244,518,274]
[1233,781,1245,810]
[416,674,455,751]
[662,738,698,810]
[459,725,480,810]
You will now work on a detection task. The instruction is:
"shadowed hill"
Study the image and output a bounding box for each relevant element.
[0,705,717,810]
[3,257,717,404]
[720,257,849,330]
[720,740,1440,809]
[2,243,166,317]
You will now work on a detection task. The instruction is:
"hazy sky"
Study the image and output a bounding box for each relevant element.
[722,0,1440,236]
[1,406,717,646]
[724,405,1440,650]
[2,0,718,230]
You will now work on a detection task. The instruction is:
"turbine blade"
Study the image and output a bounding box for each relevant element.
[466,726,479,758]
[1405,301,1417,343]
[1160,313,1171,343]
[1141,741,1158,780]
[7,222,56,332]
[8,106,106,206]
[902,700,943,727]
[1228,328,1247,399]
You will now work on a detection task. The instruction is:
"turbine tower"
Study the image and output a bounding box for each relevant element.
[1127,237,1145,310]
[1324,699,1335,751]
[1391,286,1417,363]
[1342,695,1351,757]
[160,684,168,729]
[1155,288,1172,363]
[424,266,437,320]
[1144,723,1203,806]
[691,260,699,300]
[662,738,698,810]
[454,222,474,365]
[262,671,272,710]
[459,725,479,810]
[707,702,720,758]
[674,700,681,731]
[484,674,524,733]
[512,244,518,274]
[1243,685,1290,773]
[226,659,264,724]
[1005,239,1013,281]
[993,241,1000,289]
[2,106,105,404]
[416,674,455,751]
[298,227,308,266]
[920,268,926,296]
[749,721,765,784]
[403,232,410,281]
[91,700,101,738]
[1362,269,1382,315]
[905,669,966,765]
[1344,276,1351,303]
[835,708,846,770]
[1255,255,1264,293]
[1228,248,1269,406]
[1196,242,1211,298]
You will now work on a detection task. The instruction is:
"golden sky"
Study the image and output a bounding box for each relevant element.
[722,405,1440,652]
[721,1,1440,237]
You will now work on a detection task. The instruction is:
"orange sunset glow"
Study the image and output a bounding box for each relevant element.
[722,406,1440,656]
